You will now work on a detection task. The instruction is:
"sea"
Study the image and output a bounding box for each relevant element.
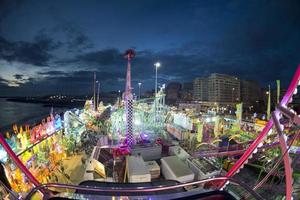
[0,98,68,133]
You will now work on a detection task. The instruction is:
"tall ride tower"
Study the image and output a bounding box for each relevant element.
[124,49,135,147]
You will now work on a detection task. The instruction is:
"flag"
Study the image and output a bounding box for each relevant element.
[276,80,280,104]
[236,103,243,122]
[214,116,220,137]
[267,85,271,120]
[197,123,203,143]
[235,103,243,130]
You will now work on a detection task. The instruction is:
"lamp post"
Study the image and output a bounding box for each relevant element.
[154,62,160,122]
[96,81,100,110]
[118,90,121,105]
[154,62,160,96]
[138,82,142,100]
[93,72,96,111]
[232,87,235,103]
[154,62,161,96]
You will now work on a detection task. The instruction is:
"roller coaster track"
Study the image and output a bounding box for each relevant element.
[195,133,300,158]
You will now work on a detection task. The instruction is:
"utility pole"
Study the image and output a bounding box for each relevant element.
[96,81,100,110]
[93,72,96,111]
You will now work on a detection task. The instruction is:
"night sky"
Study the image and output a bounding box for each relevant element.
[0,0,300,96]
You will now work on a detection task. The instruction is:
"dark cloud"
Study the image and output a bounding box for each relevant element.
[51,21,94,52]
[15,70,125,95]
[75,48,123,65]
[0,34,61,66]
[34,29,63,50]
[13,74,23,80]
[1,0,300,95]
[55,39,300,89]
[44,70,123,83]
[67,31,93,51]
[38,70,68,76]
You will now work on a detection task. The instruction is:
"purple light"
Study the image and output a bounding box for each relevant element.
[140,133,149,139]
[140,133,151,144]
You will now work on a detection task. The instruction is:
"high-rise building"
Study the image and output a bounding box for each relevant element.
[208,73,240,102]
[240,80,262,105]
[193,77,208,101]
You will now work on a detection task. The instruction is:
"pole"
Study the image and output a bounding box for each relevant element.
[277,80,280,104]
[267,85,271,120]
[232,88,235,103]
[118,90,121,105]
[153,62,160,123]
[93,72,96,111]
[97,82,100,110]
[138,83,141,100]
[155,67,158,97]
[155,66,158,122]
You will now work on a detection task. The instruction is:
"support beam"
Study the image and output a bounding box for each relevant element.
[271,112,293,200]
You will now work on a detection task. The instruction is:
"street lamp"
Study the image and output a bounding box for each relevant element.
[154,62,161,122]
[138,82,142,100]
[118,90,121,105]
[154,62,161,97]
[96,81,100,110]
[232,87,235,102]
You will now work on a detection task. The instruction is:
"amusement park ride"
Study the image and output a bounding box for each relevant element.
[0,50,300,199]
[124,49,135,148]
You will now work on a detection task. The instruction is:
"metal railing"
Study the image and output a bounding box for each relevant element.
[0,179,20,200]
[25,177,264,200]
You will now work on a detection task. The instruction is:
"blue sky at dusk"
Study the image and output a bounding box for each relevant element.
[0,0,300,95]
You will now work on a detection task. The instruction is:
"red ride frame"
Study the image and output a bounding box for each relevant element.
[0,134,41,187]
[223,65,300,200]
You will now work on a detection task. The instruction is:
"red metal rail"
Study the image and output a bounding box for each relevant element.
[222,65,300,200]
[24,177,264,200]
[0,134,41,187]
[198,134,300,157]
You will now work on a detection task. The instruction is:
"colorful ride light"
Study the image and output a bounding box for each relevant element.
[0,147,8,163]
[54,117,62,130]
[140,132,151,143]
[46,122,55,135]
[118,145,130,155]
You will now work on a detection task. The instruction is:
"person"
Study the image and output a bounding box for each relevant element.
[0,162,11,190]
